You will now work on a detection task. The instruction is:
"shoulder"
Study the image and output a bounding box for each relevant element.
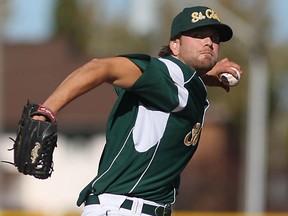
[118,54,153,71]
[119,54,151,60]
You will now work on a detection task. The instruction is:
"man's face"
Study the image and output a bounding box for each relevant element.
[170,27,220,76]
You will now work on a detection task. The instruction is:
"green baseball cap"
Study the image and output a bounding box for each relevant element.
[170,6,233,42]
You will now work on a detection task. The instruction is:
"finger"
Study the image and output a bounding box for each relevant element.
[225,66,241,79]
[219,58,229,63]
[230,64,242,74]
[32,115,46,121]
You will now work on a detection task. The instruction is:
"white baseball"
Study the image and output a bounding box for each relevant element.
[220,67,241,87]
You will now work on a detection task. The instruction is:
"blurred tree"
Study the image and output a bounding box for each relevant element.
[54,0,91,53]
[53,0,176,57]
[0,0,8,132]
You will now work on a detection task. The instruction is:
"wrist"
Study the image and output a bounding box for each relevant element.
[36,105,57,122]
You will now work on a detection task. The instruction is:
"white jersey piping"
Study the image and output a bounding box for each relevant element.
[128,142,160,193]
[91,127,134,189]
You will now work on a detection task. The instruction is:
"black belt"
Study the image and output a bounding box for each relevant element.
[85,195,171,216]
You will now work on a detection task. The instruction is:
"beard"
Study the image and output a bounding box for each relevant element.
[177,46,218,76]
[189,57,217,76]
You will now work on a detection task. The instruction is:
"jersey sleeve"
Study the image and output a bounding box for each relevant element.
[120,54,182,112]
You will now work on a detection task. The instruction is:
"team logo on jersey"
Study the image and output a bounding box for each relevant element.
[184,123,202,146]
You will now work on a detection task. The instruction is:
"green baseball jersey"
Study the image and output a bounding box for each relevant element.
[77,54,209,206]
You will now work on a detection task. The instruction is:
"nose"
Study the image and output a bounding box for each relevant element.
[203,37,213,47]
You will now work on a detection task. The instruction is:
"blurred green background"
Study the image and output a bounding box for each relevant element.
[0,0,287,214]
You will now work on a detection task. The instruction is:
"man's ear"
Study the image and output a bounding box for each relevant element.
[169,39,180,56]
